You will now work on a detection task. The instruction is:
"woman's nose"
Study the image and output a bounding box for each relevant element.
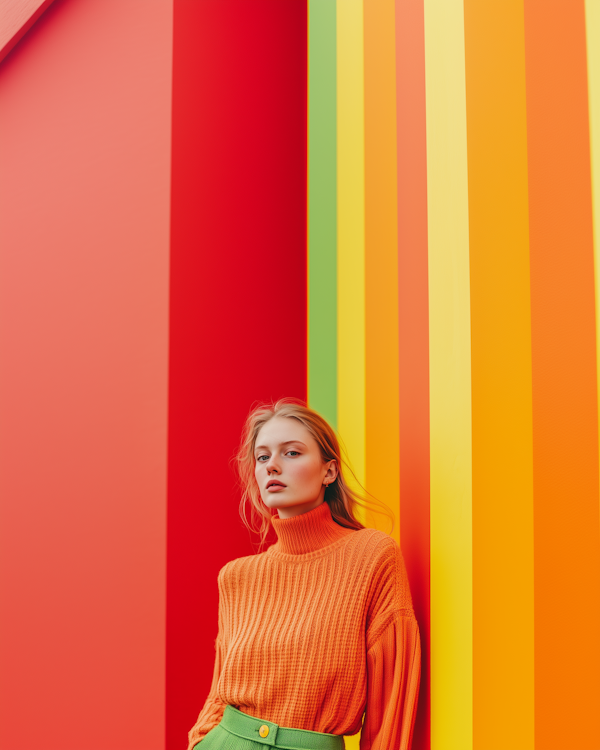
[266,456,280,474]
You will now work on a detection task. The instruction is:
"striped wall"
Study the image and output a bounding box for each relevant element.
[2,1,600,749]
[307,1,600,749]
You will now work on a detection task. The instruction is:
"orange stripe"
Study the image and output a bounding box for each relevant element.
[524,2,600,747]
[364,0,400,540]
[464,2,534,748]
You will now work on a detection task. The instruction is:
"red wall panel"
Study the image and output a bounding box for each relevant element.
[0,0,57,63]
[167,2,307,748]
[0,1,172,748]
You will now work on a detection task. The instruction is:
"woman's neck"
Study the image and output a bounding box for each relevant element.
[275,496,324,520]
[270,501,354,555]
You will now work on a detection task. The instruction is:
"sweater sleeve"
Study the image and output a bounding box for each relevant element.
[360,543,421,750]
[186,630,227,750]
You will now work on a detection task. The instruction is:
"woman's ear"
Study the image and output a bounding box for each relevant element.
[324,459,338,483]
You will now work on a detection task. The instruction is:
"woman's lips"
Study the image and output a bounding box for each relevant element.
[267,481,286,492]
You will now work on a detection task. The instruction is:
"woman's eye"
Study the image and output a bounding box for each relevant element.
[287,451,300,457]
[257,455,269,462]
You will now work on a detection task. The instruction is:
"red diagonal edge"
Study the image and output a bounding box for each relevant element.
[0,0,57,64]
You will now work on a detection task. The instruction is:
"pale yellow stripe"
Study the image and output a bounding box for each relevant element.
[424,0,473,748]
[337,0,366,526]
[585,1,600,523]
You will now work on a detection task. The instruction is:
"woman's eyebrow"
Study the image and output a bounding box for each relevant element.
[254,440,307,452]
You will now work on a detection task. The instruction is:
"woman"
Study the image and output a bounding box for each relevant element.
[188,399,421,750]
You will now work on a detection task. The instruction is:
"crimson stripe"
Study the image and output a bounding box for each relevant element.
[167,2,307,747]
[396,1,430,748]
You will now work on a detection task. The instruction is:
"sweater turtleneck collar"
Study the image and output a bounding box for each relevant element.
[270,500,354,555]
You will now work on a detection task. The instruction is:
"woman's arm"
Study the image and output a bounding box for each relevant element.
[360,543,421,750]
[186,631,227,750]
[187,565,230,749]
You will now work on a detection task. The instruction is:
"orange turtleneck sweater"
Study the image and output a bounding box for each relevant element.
[188,501,421,750]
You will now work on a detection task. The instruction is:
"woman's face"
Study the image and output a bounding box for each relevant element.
[254,416,337,519]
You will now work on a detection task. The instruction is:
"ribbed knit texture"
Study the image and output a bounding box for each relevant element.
[188,501,421,750]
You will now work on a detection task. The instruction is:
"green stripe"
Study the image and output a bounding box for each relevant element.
[308,0,337,427]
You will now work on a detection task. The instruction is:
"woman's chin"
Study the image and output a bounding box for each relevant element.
[266,498,325,517]
[263,497,302,513]
[264,497,292,510]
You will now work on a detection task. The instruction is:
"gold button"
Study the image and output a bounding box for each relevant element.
[259,725,270,738]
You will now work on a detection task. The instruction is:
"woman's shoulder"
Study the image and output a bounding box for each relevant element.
[352,530,414,627]
[217,548,270,586]
[349,526,401,568]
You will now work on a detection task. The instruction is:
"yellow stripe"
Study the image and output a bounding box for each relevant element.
[363,0,400,542]
[337,0,366,521]
[424,0,473,748]
[585,0,600,521]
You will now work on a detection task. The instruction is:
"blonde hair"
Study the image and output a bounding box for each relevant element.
[235,397,394,549]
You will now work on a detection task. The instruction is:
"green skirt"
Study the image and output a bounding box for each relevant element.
[193,705,345,750]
